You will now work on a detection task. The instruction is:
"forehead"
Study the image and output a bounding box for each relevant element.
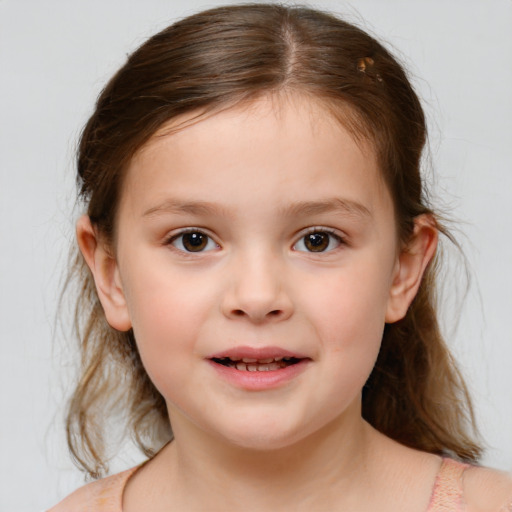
[122,94,391,220]
[140,93,375,160]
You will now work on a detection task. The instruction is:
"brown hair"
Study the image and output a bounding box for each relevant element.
[65,3,481,478]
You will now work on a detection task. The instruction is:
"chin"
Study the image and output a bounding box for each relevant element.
[222,432,305,452]
[208,414,322,453]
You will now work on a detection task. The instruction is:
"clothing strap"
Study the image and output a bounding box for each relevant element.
[427,458,470,512]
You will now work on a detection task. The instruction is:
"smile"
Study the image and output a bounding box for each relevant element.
[207,347,310,390]
[212,356,301,372]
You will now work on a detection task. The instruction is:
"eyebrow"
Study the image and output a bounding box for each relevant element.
[143,200,233,218]
[280,198,372,220]
[142,197,372,220]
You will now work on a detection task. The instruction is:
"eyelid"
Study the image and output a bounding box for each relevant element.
[292,226,346,252]
[165,227,220,253]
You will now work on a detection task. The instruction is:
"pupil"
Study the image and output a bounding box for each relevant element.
[183,232,207,251]
[306,233,328,252]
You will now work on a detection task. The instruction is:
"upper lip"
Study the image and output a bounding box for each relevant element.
[207,345,309,361]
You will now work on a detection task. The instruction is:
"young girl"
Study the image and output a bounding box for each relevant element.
[50,4,512,511]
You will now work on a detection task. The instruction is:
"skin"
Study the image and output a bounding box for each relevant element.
[78,95,448,511]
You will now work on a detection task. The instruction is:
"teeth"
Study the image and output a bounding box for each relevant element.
[238,357,291,364]
[257,363,281,371]
[216,355,300,371]
[231,360,294,372]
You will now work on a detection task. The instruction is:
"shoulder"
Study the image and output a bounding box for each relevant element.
[463,465,512,512]
[48,467,138,512]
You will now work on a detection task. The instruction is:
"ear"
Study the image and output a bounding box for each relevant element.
[385,214,438,323]
[76,215,132,331]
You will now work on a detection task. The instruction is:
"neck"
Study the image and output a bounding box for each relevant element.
[158,405,378,510]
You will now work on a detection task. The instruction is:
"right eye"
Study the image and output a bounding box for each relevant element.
[169,231,218,253]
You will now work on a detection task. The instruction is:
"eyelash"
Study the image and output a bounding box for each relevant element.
[293,228,345,253]
[166,228,219,254]
[166,227,345,254]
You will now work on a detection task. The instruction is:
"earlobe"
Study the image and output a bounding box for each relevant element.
[385,215,438,323]
[76,215,132,332]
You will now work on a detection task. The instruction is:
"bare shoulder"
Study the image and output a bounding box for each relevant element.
[48,468,137,512]
[47,477,106,512]
[463,465,512,512]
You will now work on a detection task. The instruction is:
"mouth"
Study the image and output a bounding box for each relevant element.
[207,347,310,390]
[211,356,302,372]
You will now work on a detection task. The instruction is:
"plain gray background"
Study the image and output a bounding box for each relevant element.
[1,1,511,510]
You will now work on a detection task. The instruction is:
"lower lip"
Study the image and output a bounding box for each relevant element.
[208,359,310,391]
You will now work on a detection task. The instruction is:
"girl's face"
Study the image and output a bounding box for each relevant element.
[93,96,427,450]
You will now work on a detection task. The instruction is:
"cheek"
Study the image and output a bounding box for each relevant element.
[120,264,218,388]
[302,260,392,343]
[123,258,217,330]
[296,255,394,398]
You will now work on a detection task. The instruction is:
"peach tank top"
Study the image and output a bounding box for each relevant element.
[47,458,494,511]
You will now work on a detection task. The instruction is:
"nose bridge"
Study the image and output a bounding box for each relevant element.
[222,244,292,323]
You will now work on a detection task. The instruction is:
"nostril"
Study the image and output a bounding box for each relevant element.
[230,308,283,319]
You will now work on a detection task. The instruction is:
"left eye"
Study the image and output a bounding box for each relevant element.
[293,231,343,253]
[170,231,218,253]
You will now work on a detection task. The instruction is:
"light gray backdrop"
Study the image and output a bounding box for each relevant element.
[1,1,511,510]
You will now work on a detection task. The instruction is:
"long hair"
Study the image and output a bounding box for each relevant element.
[64,3,481,478]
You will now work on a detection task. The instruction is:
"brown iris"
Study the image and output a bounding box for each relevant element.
[304,232,330,252]
[182,232,208,252]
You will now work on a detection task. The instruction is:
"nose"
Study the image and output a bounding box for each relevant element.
[221,251,293,324]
